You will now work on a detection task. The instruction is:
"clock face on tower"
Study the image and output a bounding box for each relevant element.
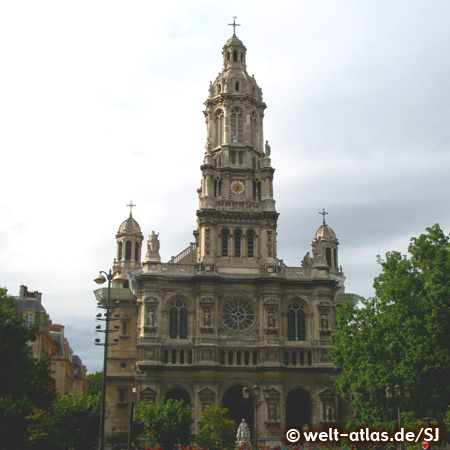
[230,180,245,195]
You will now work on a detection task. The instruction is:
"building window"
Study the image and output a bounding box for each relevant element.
[247,230,254,257]
[24,313,34,327]
[118,241,122,261]
[169,300,188,339]
[231,108,243,143]
[215,110,224,146]
[287,303,306,341]
[235,81,239,91]
[234,230,241,257]
[125,241,132,261]
[326,248,332,266]
[233,50,238,62]
[251,112,257,146]
[135,242,140,261]
[221,230,229,256]
[334,249,338,267]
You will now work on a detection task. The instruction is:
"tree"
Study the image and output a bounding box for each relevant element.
[0,290,56,450]
[196,407,236,450]
[86,371,103,397]
[51,391,101,450]
[330,224,450,432]
[135,398,193,450]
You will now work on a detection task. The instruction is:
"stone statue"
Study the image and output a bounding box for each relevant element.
[302,251,311,268]
[268,310,276,328]
[149,231,160,252]
[265,140,271,156]
[321,313,329,330]
[205,137,212,154]
[269,403,277,421]
[145,231,161,262]
[204,309,211,327]
[236,419,250,443]
[147,309,155,326]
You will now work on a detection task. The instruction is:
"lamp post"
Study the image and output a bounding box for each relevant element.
[386,384,410,450]
[94,269,126,450]
[243,384,269,450]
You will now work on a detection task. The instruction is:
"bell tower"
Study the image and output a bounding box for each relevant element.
[196,28,279,270]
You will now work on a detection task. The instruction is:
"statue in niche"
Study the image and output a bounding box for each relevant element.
[324,404,334,421]
[302,251,311,268]
[205,137,212,154]
[269,403,277,421]
[265,140,271,156]
[203,309,211,327]
[321,313,329,330]
[268,310,276,328]
[147,309,155,326]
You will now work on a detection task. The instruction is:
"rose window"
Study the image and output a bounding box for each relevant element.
[222,298,255,331]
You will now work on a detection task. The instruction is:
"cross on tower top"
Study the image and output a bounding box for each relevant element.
[228,16,241,36]
[127,200,136,217]
[319,208,329,225]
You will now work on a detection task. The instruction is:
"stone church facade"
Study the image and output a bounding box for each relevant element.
[95,30,358,446]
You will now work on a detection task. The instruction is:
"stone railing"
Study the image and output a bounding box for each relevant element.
[281,267,309,279]
[169,242,196,264]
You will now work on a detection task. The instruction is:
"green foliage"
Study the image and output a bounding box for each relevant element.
[330,224,450,433]
[51,391,101,450]
[0,290,56,449]
[135,398,193,450]
[86,371,103,397]
[196,407,236,450]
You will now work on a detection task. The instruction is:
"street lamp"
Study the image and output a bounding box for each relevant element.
[386,384,411,450]
[243,384,269,450]
[94,269,127,450]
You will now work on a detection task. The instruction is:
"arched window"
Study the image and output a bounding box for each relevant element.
[217,83,221,94]
[287,303,307,341]
[215,110,224,146]
[134,242,140,261]
[235,81,239,91]
[236,350,241,365]
[227,51,230,61]
[221,229,229,256]
[245,351,249,365]
[163,349,168,364]
[125,241,132,261]
[241,52,244,61]
[334,249,338,267]
[247,230,254,257]
[251,112,257,146]
[231,108,243,143]
[188,350,193,364]
[233,50,238,61]
[180,349,185,364]
[234,230,241,257]
[253,351,258,365]
[326,248,332,266]
[169,300,188,339]
[228,350,233,365]
[220,350,225,365]
[118,241,122,261]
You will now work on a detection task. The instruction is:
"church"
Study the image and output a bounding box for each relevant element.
[95,26,358,446]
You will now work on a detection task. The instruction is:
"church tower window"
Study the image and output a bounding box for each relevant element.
[287,304,306,341]
[215,110,224,146]
[334,249,338,267]
[326,248,332,266]
[125,241,132,261]
[231,108,243,143]
[235,81,239,91]
[251,112,257,146]
[118,242,122,261]
[247,230,254,257]
[233,50,238,61]
[221,230,229,256]
[234,230,242,257]
[169,300,188,339]
[134,242,140,261]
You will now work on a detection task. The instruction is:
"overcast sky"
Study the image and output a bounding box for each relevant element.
[1,0,449,373]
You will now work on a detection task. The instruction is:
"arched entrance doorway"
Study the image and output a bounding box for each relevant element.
[164,387,191,405]
[222,385,253,437]
[286,388,311,429]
